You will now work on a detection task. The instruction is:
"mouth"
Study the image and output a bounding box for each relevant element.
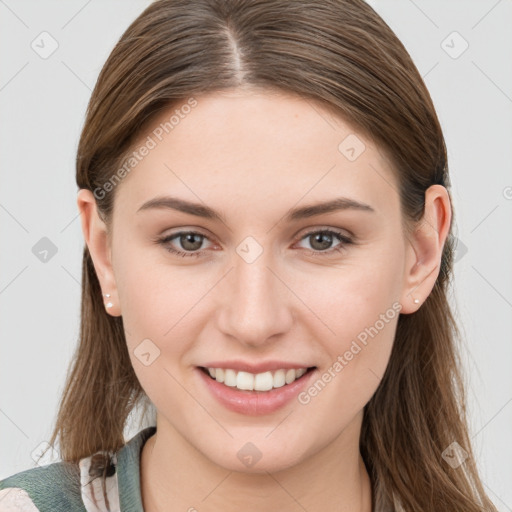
[197,364,318,415]
[198,365,317,393]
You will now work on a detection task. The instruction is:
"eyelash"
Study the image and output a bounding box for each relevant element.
[155,229,354,258]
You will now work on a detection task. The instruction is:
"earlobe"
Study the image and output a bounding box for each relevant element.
[399,184,452,314]
[76,189,121,317]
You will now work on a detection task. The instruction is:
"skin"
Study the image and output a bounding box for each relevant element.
[78,88,451,512]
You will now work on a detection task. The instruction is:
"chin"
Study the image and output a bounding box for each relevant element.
[201,441,309,474]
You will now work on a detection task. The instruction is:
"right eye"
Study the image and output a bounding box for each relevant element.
[156,231,213,258]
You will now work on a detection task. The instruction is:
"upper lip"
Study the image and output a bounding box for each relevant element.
[199,360,316,374]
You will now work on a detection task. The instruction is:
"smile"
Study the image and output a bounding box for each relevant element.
[197,365,318,415]
[201,366,313,392]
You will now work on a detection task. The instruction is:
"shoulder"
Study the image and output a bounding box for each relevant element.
[0,460,83,511]
[0,426,156,512]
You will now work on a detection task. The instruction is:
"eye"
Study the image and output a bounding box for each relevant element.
[157,231,211,258]
[294,229,353,256]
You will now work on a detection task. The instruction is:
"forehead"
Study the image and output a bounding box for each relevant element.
[114,89,400,218]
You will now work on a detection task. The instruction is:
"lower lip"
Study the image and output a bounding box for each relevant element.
[196,367,317,416]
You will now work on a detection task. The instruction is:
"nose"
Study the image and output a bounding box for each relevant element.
[215,248,294,348]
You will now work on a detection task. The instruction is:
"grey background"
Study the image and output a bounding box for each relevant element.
[1,1,511,510]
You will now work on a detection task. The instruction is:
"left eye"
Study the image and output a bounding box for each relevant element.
[156,229,353,258]
[295,229,353,254]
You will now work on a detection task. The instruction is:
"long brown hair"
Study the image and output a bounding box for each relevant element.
[45,1,496,510]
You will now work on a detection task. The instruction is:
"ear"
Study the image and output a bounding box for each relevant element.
[77,189,121,317]
[399,184,452,314]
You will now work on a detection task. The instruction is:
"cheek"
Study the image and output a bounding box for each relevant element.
[298,251,402,341]
[297,290,400,429]
[296,249,403,399]
[113,245,210,372]
[316,286,399,394]
[113,236,182,326]
[115,258,200,410]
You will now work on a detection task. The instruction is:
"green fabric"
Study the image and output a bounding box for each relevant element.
[0,426,157,511]
[117,426,156,511]
[0,460,85,511]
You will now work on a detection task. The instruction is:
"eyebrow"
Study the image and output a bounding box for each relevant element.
[136,195,375,222]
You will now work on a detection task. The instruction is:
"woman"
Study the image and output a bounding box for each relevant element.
[0,0,498,510]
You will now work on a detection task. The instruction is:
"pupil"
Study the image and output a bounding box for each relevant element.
[312,233,332,250]
[182,233,202,250]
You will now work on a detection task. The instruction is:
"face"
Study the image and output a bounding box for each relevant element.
[90,88,419,472]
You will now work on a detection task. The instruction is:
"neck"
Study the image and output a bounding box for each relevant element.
[140,412,372,512]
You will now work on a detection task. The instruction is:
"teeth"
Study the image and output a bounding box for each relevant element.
[206,366,310,391]
[224,369,237,387]
[236,371,254,391]
[254,371,273,391]
[273,369,286,388]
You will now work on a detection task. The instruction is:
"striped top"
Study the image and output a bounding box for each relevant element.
[0,426,156,512]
